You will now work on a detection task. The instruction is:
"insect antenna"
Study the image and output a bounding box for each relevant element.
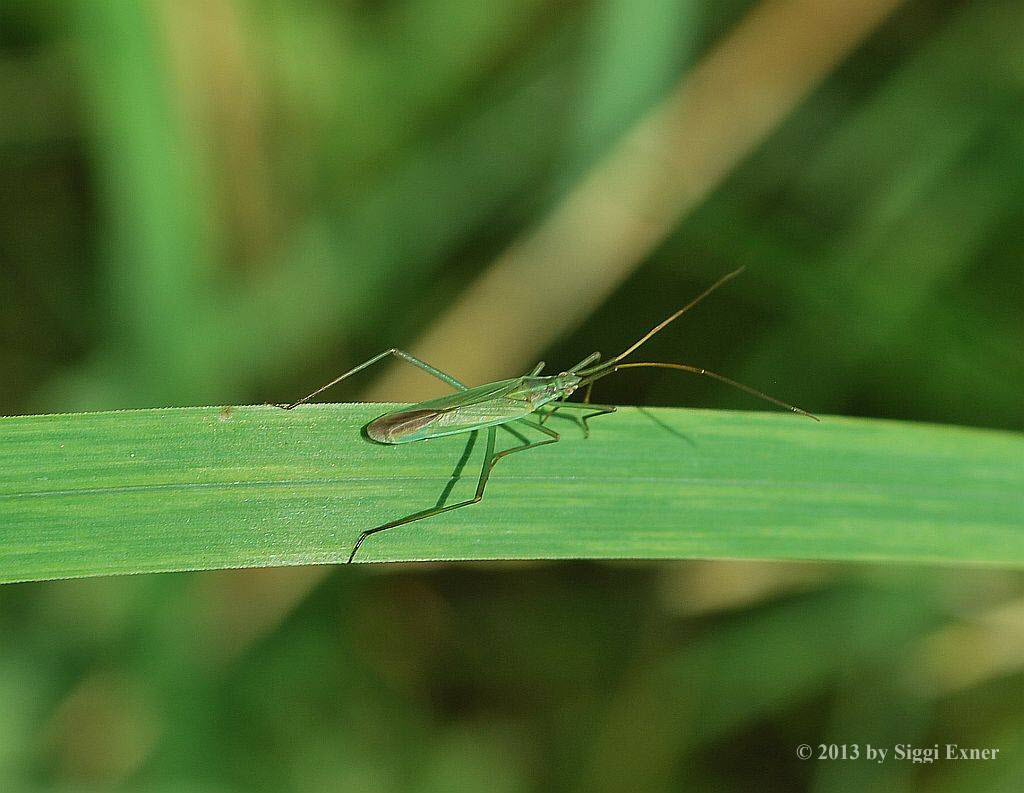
[577,266,745,378]
[570,266,816,419]
[590,361,818,421]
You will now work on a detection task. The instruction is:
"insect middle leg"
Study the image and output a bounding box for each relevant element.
[347,419,560,563]
[278,348,467,409]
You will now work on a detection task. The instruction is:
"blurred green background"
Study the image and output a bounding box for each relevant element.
[1,0,1022,790]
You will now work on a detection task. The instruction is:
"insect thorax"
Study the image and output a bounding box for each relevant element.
[515,374,582,408]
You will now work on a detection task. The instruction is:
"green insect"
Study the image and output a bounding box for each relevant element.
[278,267,816,562]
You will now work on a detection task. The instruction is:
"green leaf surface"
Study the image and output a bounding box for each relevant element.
[1,405,1022,583]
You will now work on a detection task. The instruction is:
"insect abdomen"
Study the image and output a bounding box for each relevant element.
[366,409,441,444]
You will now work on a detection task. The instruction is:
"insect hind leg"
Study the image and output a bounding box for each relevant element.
[347,427,495,563]
[278,348,467,410]
[348,419,561,563]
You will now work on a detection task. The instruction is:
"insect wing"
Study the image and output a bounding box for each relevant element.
[368,378,534,443]
[408,378,525,412]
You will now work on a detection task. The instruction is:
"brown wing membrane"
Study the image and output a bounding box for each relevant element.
[366,409,442,443]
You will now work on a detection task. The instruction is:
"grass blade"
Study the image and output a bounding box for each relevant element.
[1,405,1021,583]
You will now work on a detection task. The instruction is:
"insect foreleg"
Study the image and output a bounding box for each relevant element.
[578,405,615,437]
[278,349,467,409]
[538,399,616,438]
[575,381,617,434]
